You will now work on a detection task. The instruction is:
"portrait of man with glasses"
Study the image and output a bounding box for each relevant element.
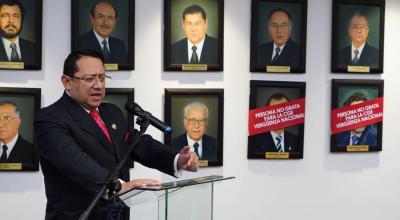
[255,7,301,69]
[337,11,379,68]
[172,101,217,161]
[0,101,37,168]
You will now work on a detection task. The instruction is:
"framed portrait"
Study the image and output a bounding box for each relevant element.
[330,79,383,152]
[250,0,307,73]
[331,0,385,73]
[0,0,42,70]
[71,0,134,71]
[0,87,41,171]
[164,89,224,167]
[164,0,224,71]
[248,80,305,159]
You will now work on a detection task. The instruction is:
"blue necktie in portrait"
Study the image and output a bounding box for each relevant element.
[351,135,359,145]
[102,40,110,60]
[193,142,200,158]
[271,47,281,64]
[0,145,8,162]
[275,136,283,152]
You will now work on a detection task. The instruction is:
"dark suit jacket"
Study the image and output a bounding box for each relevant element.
[0,37,35,63]
[35,92,178,220]
[256,39,300,68]
[248,131,298,153]
[172,133,217,161]
[336,125,377,147]
[171,35,218,64]
[2,135,38,170]
[79,30,128,63]
[337,43,379,67]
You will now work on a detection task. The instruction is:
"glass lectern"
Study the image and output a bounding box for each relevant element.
[119,175,234,220]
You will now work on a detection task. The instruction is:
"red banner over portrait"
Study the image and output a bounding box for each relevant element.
[331,97,383,134]
[248,98,305,136]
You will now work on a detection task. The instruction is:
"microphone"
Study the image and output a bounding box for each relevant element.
[125,101,172,133]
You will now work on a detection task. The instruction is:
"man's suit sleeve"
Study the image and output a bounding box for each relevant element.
[35,107,109,194]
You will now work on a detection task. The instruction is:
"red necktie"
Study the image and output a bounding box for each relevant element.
[89,109,112,144]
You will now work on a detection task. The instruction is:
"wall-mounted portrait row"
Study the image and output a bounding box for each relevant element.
[0,0,385,73]
[247,79,384,160]
[0,87,134,172]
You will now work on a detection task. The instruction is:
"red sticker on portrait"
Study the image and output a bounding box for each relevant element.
[248,98,305,136]
[331,97,383,134]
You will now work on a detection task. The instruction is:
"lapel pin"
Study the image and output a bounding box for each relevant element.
[112,123,117,129]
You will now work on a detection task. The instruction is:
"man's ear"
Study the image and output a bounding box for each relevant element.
[61,74,72,91]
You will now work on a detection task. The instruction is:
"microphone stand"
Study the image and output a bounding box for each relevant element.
[79,115,151,220]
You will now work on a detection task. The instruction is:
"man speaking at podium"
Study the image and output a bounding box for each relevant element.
[35,50,199,220]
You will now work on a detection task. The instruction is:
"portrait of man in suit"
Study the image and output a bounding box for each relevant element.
[0,101,37,168]
[79,1,128,63]
[337,11,379,67]
[171,4,218,65]
[0,0,35,63]
[256,8,300,68]
[172,102,217,161]
[336,92,377,146]
[248,93,298,154]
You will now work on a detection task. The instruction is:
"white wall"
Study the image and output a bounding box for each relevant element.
[1,0,400,219]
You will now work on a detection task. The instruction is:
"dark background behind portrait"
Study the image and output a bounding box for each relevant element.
[0,96,35,143]
[170,95,219,140]
[255,87,301,135]
[257,1,302,45]
[19,0,36,42]
[78,0,129,48]
[338,4,380,49]
[103,94,129,119]
[171,0,219,43]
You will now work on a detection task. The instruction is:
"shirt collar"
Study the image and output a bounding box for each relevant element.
[186,134,203,147]
[1,133,19,148]
[93,28,109,44]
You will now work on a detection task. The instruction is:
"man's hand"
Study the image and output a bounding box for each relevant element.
[119,179,161,194]
[177,146,199,172]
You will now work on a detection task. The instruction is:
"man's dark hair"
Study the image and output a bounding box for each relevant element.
[63,50,104,77]
[267,93,290,106]
[344,92,368,106]
[0,0,25,21]
[182,5,207,21]
[90,1,118,18]
[268,8,291,21]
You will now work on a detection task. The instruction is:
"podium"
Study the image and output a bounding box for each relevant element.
[119,175,234,220]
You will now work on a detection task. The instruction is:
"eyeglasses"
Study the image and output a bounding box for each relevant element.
[0,115,18,125]
[269,23,290,30]
[350,24,368,30]
[185,118,207,126]
[70,73,112,84]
